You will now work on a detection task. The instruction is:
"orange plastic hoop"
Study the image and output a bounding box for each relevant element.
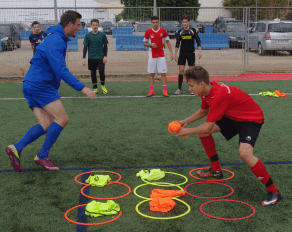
[74,170,122,186]
[64,204,122,226]
[80,181,132,200]
[189,167,235,182]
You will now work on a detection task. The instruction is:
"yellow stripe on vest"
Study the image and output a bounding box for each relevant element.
[182,36,192,39]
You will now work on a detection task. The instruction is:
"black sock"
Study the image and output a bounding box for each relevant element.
[91,70,97,89]
[178,74,183,90]
[99,67,105,86]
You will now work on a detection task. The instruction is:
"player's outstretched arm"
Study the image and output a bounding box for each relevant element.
[175,122,215,137]
[81,87,96,100]
[179,108,209,127]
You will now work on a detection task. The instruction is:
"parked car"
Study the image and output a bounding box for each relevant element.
[117,21,133,27]
[100,21,114,34]
[247,19,292,55]
[160,21,178,39]
[0,24,21,51]
[85,23,103,33]
[124,19,136,26]
[39,23,56,32]
[10,23,30,32]
[222,23,246,48]
[133,22,152,35]
[213,17,241,33]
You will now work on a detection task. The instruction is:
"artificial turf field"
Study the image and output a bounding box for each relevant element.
[0,80,291,232]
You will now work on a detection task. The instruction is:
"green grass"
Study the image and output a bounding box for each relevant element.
[0,81,291,232]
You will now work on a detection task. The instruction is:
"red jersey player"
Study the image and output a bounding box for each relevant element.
[172,66,282,206]
[143,16,173,97]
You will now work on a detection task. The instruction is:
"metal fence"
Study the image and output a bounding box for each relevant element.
[1,7,292,77]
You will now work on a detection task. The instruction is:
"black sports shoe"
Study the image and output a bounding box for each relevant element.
[261,191,282,206]
[195,168,223,179]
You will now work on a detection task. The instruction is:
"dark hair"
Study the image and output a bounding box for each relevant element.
[151,16,159,21]
[184,66,210,84]
[91,19,99,25]
[60,10,82,28]
[181,15,190,22]
[31,21,40,27]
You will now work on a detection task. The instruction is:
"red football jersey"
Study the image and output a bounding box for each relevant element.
[144,28,168,58]
[201,82,264,124]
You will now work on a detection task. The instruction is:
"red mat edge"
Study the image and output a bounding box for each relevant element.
[156,73,292,82]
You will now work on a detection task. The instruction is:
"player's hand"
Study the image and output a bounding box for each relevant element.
[175,56,178,62]
[198,51,202,59]
[151,43,157,48]
[170,53,174,61]
[82,58,86,66]
[174,127,189,137]
[103,56,107,64]
[178,119,189,128]
[81,87,96,100]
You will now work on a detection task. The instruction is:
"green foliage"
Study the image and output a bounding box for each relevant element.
[120,0,200,21]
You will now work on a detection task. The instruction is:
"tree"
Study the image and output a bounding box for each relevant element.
[120,0,200,21]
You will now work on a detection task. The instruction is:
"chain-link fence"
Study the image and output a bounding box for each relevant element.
[1,7,292,77]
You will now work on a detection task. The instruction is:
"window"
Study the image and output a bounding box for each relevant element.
[256,23,266,32]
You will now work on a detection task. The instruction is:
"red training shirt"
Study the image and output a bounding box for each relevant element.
[201,82,264,124]
[144,28,169,58]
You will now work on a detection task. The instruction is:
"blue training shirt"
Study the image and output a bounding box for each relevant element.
[29,31,47,55]
[24,23,85,91]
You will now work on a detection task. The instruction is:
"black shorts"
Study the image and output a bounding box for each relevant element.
[215,116,263,147]
[88,59,105,71]
[178,52,195,66]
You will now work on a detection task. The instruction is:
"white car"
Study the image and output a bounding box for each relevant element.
[248,19,292,55]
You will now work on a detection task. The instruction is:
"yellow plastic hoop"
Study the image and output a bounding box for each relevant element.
[133,183,184,200]
[135,198,191,220]
[141,171,188,186]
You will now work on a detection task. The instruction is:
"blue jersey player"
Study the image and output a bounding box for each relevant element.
[29,21,47,55]
[6,11,96,172]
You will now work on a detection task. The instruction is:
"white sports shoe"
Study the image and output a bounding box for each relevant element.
[174,89,182,95]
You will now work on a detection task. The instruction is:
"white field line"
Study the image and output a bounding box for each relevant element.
[1,93,292,100]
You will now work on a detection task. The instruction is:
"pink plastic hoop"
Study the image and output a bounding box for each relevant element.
[184,181,234,199]
[64,204,122,225]
[80,181,131,200]
[200,199,256,220]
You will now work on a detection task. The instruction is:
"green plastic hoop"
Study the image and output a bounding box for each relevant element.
[133,183,184,200]
[141,171,188,187]
[135,198,191,220]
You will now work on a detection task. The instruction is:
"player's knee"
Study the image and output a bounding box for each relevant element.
[239,148,252,161]
[199,133,210,138]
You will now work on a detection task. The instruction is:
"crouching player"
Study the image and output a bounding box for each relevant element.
[172,66,282,206]
[5,10,96,172]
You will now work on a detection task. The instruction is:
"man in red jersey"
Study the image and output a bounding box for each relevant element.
[143,16,173,97]
[172,66,282,206]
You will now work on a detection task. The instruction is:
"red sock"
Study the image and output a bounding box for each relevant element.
[200,135,221,172]
[251,159,279,193]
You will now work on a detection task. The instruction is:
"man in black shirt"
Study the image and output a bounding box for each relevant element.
[174,15,202,95]
[29,21,47,55]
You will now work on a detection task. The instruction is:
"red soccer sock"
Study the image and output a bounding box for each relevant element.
[251,159,279,193]
[200,135,221,172]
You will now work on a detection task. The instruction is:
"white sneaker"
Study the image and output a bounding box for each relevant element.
[174,89,182,95]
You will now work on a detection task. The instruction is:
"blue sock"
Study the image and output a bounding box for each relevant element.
[15,124,46,153]
[38,122,63,160]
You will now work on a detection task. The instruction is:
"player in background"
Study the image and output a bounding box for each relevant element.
[82,19,108,94]
[143,16,174,97]
[174,15,201,95]
[29,21,47,55]
[172,66,282,206]
[5,10,96,172]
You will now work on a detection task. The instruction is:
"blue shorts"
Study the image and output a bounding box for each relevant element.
[22,81,61,108]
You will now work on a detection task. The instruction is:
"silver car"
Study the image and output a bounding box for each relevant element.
[248,19,292,55]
